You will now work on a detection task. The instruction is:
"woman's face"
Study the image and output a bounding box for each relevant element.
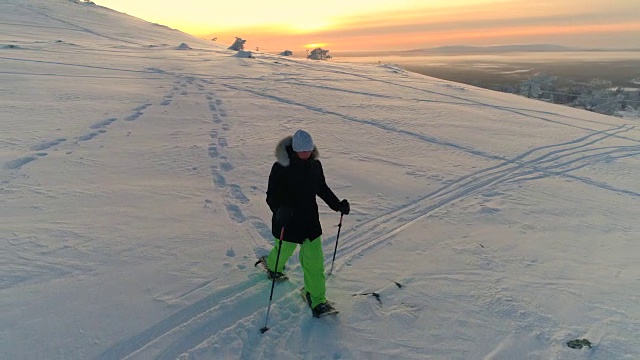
[296,151,312,160]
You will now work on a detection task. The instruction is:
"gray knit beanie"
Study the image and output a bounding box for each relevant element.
[292,130,314,152]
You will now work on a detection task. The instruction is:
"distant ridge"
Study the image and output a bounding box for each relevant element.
[411,44,576,53]
[333,44,640,57]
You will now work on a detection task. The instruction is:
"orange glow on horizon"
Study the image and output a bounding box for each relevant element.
[208,20,640,53]
[427,22,640,43]
[96,0,640,52]
[340,21,640,51]
[305,43,328,49]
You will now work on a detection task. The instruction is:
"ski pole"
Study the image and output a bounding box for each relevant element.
[327,213,344,276]
[260,226,285,334]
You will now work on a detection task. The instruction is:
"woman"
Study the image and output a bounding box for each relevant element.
[262,129,349,317]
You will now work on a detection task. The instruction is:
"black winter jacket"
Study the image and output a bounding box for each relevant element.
[266,136,341,243]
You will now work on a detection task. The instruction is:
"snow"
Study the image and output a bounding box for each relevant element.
[2,0,640,359]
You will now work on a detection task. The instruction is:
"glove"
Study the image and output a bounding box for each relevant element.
[275,206,294,225]
[338,199,350,215]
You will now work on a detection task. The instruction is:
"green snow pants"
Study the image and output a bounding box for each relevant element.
[266,236,326,308]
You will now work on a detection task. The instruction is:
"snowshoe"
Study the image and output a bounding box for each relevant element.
[255,256,288,282]
[300,287,339,318]
[312,303,338,318]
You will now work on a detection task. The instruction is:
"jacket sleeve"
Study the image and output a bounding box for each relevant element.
[266,162,284,213]
[315,160,341,211]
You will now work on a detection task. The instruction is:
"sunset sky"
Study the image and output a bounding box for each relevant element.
[95,0,640,53]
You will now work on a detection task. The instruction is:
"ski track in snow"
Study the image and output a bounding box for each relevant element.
[92,71,640,359]
[2,96,151,172]
[332,125,640,269]
[1,49,175,175]
[219,62,640,145]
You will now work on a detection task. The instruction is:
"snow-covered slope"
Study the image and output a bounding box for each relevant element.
[2,1,639,359]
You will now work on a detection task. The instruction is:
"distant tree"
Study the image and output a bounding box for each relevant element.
[588,78,612,88]
[307,47,331,60]
[494,84,517,94]
[280,50,293,56]
[519,74,557,100]
[211,37,217,42]
[631,89,640,110]
[574,89,624,115]
[228,37,246,51]
[500,70,638,117]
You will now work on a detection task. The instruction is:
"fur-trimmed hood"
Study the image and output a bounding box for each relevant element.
[275,136,319,166]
